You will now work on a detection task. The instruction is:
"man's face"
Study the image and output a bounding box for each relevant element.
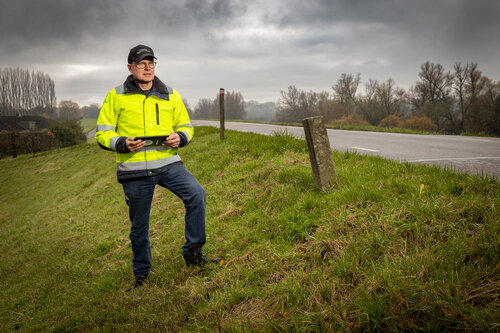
[128,57,155,83]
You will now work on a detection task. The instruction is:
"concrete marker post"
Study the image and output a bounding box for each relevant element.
[302,116,336,192]
[219,88,225,140]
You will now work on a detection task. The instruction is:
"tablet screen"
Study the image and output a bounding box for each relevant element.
[133,135,169,147]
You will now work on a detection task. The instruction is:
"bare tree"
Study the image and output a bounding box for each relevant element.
[479,79,500,135]
[277,86,302,122]
[376,79,407,118]
[315,91,335,122]
[459,69,500,135]
[278,86,336,123]
[193,98,217,119]
[415,61,452,105]
[273,61,498,134]
[452,62,469,132]
[335,77,407,126]
[409,61,453,130]
[276,86,330,123]
[444,62,492,133]
[366,78,406,125]
[245,101,277,122]
[222,91,246,120]
[332,73,360,117]
[182,99,194,118]
[0,68,56,117]
[193,91,246,120]
[450,62,478,132]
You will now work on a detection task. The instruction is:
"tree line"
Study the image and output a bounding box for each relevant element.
[3,61,499,137]
[57,101,100,120]
[0,68,96,156]
[0,68,57,117]
[275,61,500,135]
[189,61,499,136]
[192,90,246,120]
[0,67,102,120]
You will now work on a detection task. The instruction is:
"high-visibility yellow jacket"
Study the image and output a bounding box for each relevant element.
[95,75,194,182]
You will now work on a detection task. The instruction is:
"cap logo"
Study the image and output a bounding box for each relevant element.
[136,48,150,55]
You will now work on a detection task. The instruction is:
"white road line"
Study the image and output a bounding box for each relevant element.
[409,157,500,163]
[352,146,379,153]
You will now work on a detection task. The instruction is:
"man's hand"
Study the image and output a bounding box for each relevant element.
[164,133,180,148]
[126,137,146,152]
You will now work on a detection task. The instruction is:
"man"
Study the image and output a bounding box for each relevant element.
[95,44,218,292]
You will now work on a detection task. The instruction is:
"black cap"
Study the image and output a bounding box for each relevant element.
[128,44,157,64]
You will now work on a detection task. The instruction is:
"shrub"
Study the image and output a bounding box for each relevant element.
[49,119,86,147]
[329,114,369,126]
[378,115,402,128]
[0,130,59,158]
[399,115,438,132]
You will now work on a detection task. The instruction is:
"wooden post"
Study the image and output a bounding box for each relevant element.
[219,88,225,140]
[302,116,336,191]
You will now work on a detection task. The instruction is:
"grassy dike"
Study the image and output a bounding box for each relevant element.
[79,118,97,134]
[0,126,498,332]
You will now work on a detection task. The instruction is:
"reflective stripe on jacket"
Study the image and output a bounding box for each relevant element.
[95,75,194,181]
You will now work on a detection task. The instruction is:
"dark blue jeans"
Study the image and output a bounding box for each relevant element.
[121,162,206,277]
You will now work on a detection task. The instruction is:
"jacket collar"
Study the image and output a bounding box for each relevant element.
[123,74,170,100]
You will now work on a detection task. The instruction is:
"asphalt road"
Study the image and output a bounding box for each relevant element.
[86,127,96,140]
[193,120,500,181]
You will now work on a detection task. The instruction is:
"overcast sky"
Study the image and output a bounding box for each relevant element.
[1,0,499,108]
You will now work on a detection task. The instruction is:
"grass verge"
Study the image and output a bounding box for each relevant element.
[0,126,498,331]
[196,118,440,135]
[79,118,97,133]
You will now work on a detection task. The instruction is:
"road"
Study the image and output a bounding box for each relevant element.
[193,120,500,181]
[86,128,96,140]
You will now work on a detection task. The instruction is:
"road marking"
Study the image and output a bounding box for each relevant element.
[352,146,379,153]
[409,157,500,163]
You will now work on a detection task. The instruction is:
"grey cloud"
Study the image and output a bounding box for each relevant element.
[1,0,499,106]
[258,0,500,80]
[269,0,499,27]
[266,0,500,47]
[0,0,246,64]
[1,1,121,49]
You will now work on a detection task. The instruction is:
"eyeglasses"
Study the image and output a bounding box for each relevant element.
[135,61,157,69]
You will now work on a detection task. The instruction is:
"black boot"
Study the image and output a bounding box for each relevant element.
[183,245,222,267]
[125,273,148,293]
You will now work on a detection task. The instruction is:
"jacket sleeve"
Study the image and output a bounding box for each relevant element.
[172,90,194,147]
[95,89,129,153]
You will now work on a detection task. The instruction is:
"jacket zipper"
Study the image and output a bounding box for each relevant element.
[156,103,159,125]
[143,97,149,171]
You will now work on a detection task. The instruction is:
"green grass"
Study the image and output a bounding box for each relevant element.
[324,124,438,135]
[0,126,498,332]
[79,118,97,133]
[196,118,440,135]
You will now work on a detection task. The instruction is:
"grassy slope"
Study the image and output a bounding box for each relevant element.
[0,127,498,332]
[79,118,97,133]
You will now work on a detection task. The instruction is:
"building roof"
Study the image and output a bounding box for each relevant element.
[0,116,53,131]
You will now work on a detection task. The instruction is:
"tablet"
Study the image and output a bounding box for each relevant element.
[134,135,169,147]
